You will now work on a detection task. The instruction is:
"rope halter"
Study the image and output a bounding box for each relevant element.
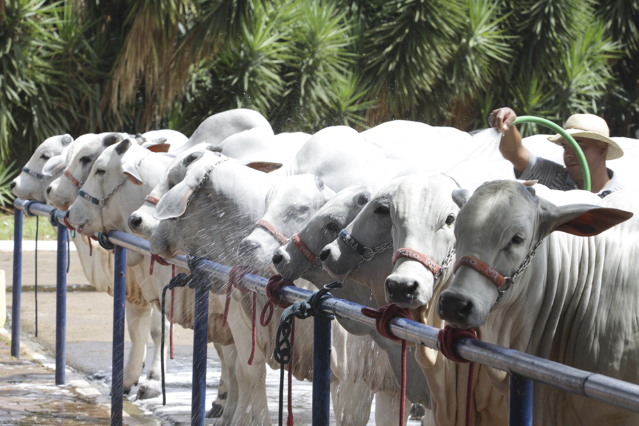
[22,167,44,180]
[291,233,321,269]
[453,240,542,306]
[392,245,456,287]
[256,219,289,245]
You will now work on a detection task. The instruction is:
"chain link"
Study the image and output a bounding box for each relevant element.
[433,245,456,285]
[493,240,542,307]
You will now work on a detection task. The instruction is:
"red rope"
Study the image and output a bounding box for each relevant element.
[63,216,76,231]
[223,266,256,365]
[437,325,478,426]
[361,304,412,426]
[88,235,97,256]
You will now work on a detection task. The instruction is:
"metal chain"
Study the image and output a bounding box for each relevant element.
[344,239,394,281]
[433,245,456,285]
[494,240,543,307]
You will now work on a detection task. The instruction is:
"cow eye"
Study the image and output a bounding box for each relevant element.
[40,154,50,160]
[510,234,524,245]
[168,180,175,189]
[80,156,92,165]
[374,205,390,215]
[445,214,455,225]
[95,169,105,176]
[324,222,340,234]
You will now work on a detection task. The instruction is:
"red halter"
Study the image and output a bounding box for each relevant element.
[64,168,83,188]
[292,233,317,264]
[454,256,506,287]
[392,247,441,276]
[145,195,160,205]
[256,219,288,245]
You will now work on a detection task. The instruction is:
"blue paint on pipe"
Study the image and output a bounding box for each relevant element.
[312,318,331,426]
[191,288,209,426]
[111,246,126,426]
[55,224,67,385]
[510,373,533,426]
[11,209,22,358]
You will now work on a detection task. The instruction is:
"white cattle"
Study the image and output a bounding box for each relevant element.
[170,108,273,155]
[238,179,413,426]
[216,128,310,164]
[151,154,382,426]
[436,181,636,426]
[65,140,236,416]
[11,134,73,202]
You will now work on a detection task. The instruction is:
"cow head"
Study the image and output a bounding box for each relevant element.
[272,185,371,282]
[12,134,73,202]
[47,133,126,210]
[66,138,154,235]
[320,177,405,305]
[237,175,335,272]
[437,180,633,329]
[128,143,217,240]
[380,173,460,309]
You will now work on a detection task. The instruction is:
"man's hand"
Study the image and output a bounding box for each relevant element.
[489,108,517,132]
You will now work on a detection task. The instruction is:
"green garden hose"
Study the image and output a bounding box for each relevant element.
[512,116,591,192]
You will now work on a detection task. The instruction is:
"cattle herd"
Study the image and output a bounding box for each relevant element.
[10,108,639,426]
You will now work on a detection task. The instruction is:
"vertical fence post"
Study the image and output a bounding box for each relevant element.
[11,208,23,358]
[111,246,126,426]
[55,224,68,385]
[191,288,209,426]
[509,373,533,426]
[312,318,331,426]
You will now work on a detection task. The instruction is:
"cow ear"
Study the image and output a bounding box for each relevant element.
[539,200,633,238]
[104,133,125,147]
[146,143,170,153]
[42,154,66,177]
[452,189,471,208]
[245,161,283,173]
[205,145,223,153]
[153,180,194,220]
[61,135,73,146]
[183,152,204,168]
[115,138,133,155]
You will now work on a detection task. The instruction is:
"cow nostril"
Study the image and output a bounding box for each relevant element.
[319,247,330,262]
[46,186,52,195]
[10,181,16,190]
[438,291,474,324]
[385,280,395,299]
[272,252,283,265]
[458,300,473,319]
[129,215,142,230]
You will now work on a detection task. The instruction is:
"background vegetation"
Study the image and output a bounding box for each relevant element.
[1,0,638,171]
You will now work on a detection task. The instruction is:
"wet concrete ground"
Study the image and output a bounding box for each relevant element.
[2,250,422,425]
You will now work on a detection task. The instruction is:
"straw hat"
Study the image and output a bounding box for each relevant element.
[547,113,623,160]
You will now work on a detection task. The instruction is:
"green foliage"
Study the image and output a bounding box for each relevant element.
[0,160,15,206]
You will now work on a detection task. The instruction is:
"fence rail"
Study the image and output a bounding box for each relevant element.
[11,199,639,426]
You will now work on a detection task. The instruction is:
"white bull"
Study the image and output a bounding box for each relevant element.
[151,154,381,426]
[11,134,74,202]
[65,140,236,414]
[436,181,636,426]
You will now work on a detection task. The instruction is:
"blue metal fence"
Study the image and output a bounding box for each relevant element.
[10,199,639,426]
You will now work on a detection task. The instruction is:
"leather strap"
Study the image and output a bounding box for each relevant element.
[145,195,160,205]
[339,229,365,255]
[454,255,506,287]
[23,167,44,180]
[256,219,288,245]
[292,233,317,264]
[64,168,83,187]
[392,247,441,276]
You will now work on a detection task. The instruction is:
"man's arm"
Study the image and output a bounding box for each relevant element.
[488,107,529,173]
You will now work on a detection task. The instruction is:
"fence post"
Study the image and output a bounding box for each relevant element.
[55,224,68,385]
[111,246,126,426]
[191,288,209,426]
[509,373,533,426]
[312,318,331,426]
[11,208,23,358]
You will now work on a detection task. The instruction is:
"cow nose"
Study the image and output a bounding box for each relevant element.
[272,252,283,265]
[385,277,419,304]
[128,214,143,231]
[46,186,52,195]
[437,290,474,325]
[319,247,330,262]
[10,181,16,190]
[238,239,260,258]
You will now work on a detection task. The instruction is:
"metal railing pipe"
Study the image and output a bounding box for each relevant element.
[55,224,67,384]
[111,246,126,426]
[191,288,209,426]
[11,207,23,358]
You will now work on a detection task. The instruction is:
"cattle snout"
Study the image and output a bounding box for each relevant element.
[319,247,331,262]
[238,239,260,260]
[384,274,424,308]
[436,290,475,329]
[272,251,284,265]
[10,181,16,190]
[46,186,52,195]
[128,214,143,232]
